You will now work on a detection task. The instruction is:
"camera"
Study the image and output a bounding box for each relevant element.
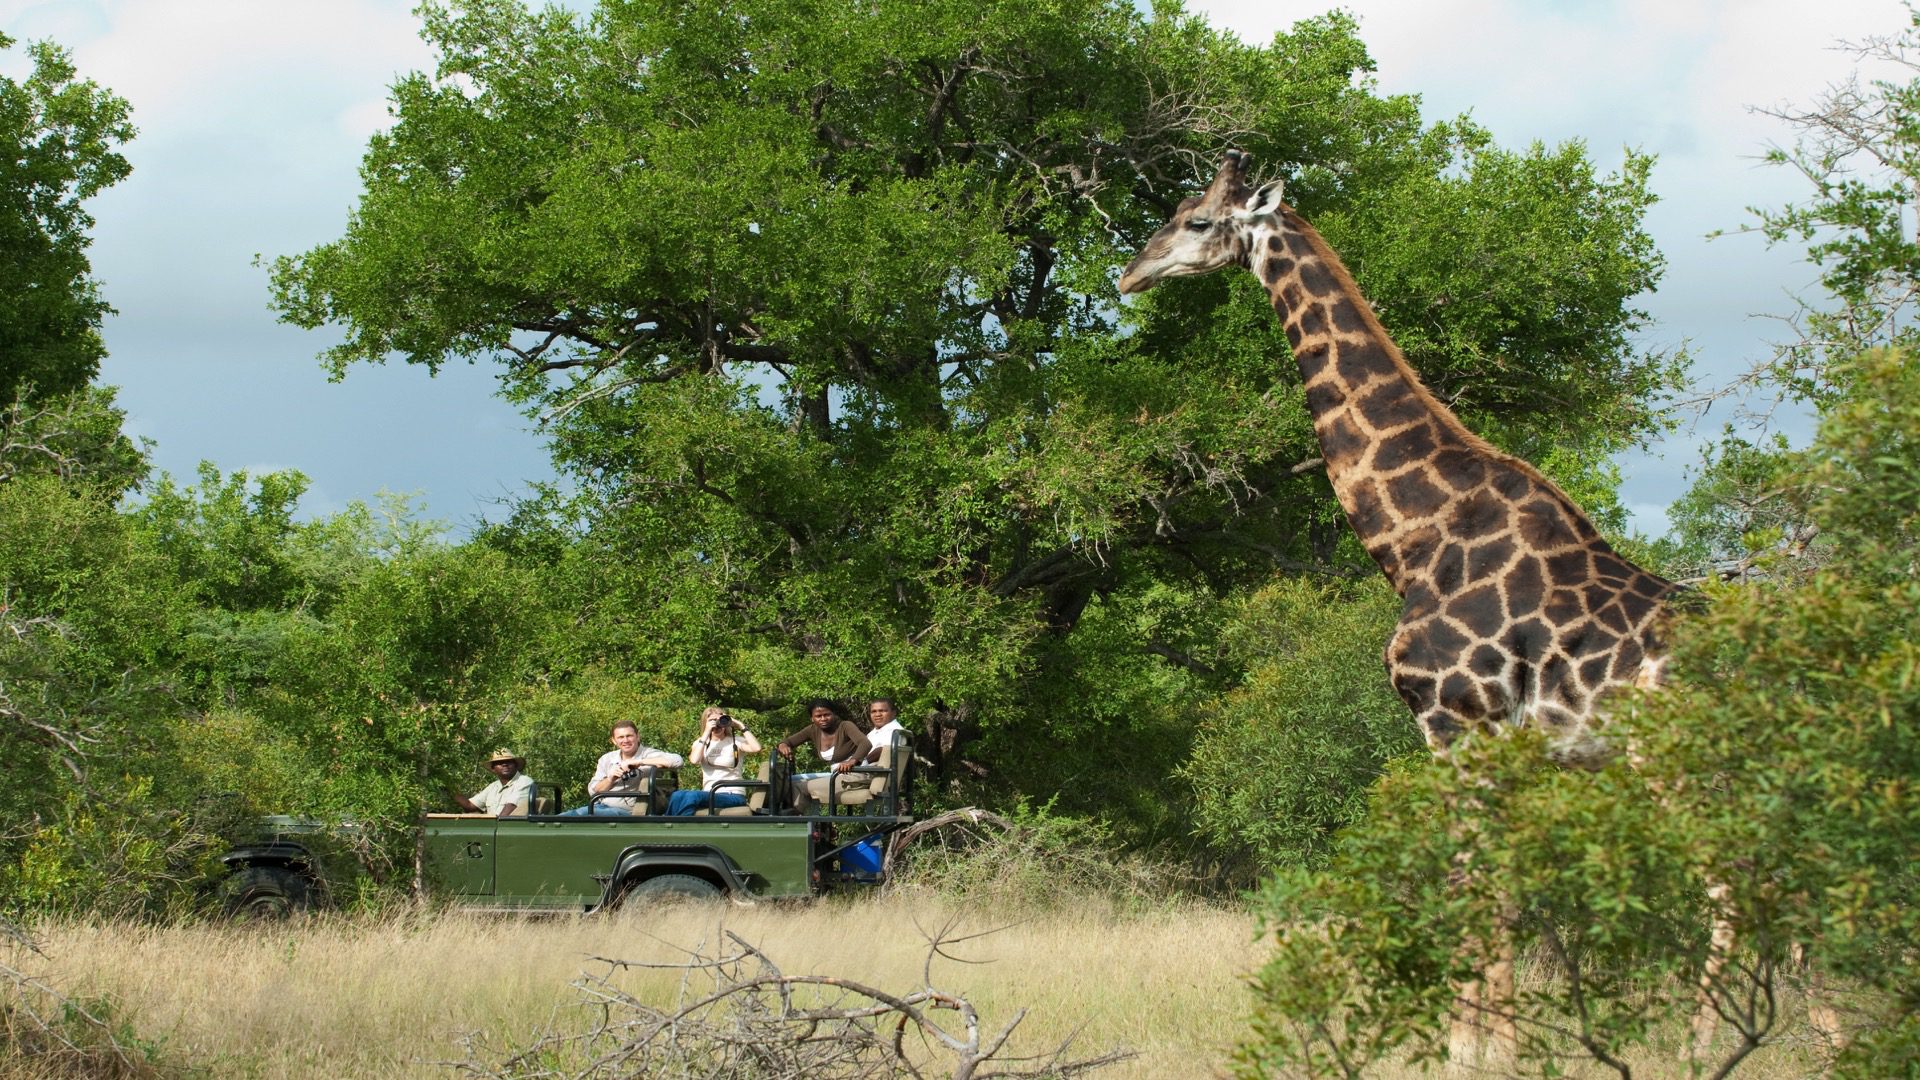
[712,714,735,731]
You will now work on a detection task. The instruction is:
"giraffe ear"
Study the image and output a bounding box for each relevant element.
[1237,181,1283,220]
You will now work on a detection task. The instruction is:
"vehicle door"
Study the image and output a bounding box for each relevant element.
[421,813,497,895]
[491,817,629,906]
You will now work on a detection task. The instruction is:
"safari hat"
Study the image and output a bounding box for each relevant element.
[486,748,525,768]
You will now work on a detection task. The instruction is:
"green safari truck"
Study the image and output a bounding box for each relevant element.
[221,752,911,915]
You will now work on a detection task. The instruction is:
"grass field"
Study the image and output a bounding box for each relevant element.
[22,897,1258,1079]
[13,899,1842,1079]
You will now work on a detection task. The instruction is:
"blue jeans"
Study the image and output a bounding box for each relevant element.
[667,790,749,816]
[559,802,636,817]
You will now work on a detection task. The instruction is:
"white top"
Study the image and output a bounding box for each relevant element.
[691,732,757,791]
[865,720,909,763]
[470,773,535,817]
[589,745,685,811]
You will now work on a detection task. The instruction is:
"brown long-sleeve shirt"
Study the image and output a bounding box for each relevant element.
[778,720,871,770]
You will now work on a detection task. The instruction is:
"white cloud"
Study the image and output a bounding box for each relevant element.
[8,0,1915,535]
[1183,0,1912,520]
[66,0,431,128]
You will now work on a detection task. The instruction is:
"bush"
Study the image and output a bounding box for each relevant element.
[1240,735,1707,1077]
[0,784,226,923]
[886,800,1191,912]
[1181,577,1418,879]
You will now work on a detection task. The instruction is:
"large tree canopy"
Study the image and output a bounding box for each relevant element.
[0,34,133,405]
[271,0,1679,801]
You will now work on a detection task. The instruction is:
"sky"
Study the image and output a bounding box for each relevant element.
[0,0,1909,536]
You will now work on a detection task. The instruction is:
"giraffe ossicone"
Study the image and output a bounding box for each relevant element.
[1120,150,1676,766]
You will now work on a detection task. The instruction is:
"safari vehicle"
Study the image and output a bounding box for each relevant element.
[220,740,911,916]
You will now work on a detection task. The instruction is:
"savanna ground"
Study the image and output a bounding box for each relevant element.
[16,897,1254,1079]
[9,893,1846,1080]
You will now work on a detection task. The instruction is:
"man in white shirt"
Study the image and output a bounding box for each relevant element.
[861,698,909,764]
[452,749,535,817]
[561,721,685,816]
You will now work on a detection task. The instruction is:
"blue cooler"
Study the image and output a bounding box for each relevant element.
[843,836,885,874]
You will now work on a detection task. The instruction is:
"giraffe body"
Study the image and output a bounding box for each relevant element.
[1118,152,1675,763]
[1120,150,1689,1066]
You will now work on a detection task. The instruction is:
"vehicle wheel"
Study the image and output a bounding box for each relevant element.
[223,865,312,919]
[624,872,723,903]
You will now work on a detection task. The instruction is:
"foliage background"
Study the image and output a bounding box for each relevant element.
[1,0,1685,914]
[6,2,1919,1076]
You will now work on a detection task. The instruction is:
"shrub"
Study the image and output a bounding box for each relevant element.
[0,784,225,922]
[886,800,1190,911]
[1181,577,1418,879]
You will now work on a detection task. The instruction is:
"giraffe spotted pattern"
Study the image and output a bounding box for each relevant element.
[1120,153,1675,764]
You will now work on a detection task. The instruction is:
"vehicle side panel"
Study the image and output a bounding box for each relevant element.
[486,818,815,907]
[421,815,498,895]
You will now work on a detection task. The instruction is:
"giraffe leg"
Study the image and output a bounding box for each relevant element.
[1442,784,1486,1068]
[1447,911,1517,1067]
[1448,969,1487,1067]
[1442,783,1518,1069]
[1794,940,1847,1054]
[1486,897,1520,1058]
[1690,879,1737,1060]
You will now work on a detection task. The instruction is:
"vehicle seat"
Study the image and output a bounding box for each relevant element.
[711,760,770,817]
[529,782,559,816]
[806,736,903,814]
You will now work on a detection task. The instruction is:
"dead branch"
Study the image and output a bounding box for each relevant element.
[881,808,1015,878]
[451,920,1130,1079]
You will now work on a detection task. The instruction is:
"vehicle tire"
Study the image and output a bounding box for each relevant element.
[623,872,723,903]
[222,865,313,919]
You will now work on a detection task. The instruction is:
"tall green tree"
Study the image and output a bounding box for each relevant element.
[0,33,133,405]
[1673,6,1920,587]
[273,0,1677,809]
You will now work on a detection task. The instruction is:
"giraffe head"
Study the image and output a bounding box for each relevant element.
[1116,150,1283,294]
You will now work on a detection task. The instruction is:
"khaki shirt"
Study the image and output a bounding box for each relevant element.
[471,773,535,817]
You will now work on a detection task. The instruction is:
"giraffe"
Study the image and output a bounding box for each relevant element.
[1116,150,1680,1062]
[1119,150,1675,760]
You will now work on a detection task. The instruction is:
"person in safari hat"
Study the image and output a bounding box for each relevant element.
[452,748,534,817]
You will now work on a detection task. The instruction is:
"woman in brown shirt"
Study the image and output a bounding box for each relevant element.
[776,699,872,814]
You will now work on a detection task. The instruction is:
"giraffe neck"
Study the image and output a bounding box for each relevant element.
[1248,207,1507,592]
[1222,204,1673,758]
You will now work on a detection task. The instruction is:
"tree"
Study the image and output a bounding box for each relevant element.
[0,34,134,404]
[1669,7,1920,592]
[0,474,209,919]
[0,36,145,498]
[1659,430,1821,583]
[273,0,1677,812]
[0,385,148,496]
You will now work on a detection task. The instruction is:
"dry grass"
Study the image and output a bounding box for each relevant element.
[25,898,1257,1079]
[18,904,1841,1079]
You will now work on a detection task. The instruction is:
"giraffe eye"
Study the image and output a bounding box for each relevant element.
[1185,219,1212,232]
